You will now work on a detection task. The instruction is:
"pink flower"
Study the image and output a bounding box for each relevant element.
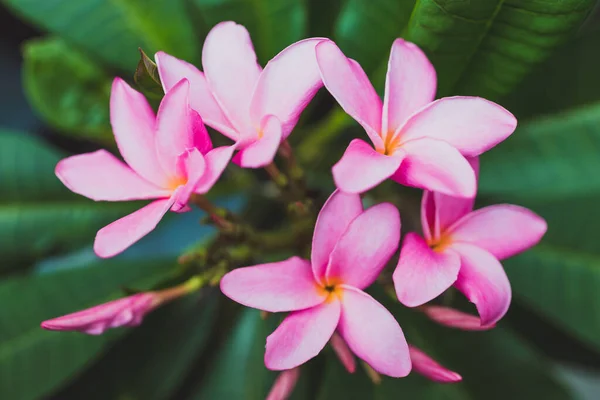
[421,305,495,331]
[41,292,159,335]
[155,21,330,168]
[393,159,547,326]
[56,78,234,258]
[409,346,462,383]
[315,39,517,196]
[266,368,300,400]
[220,190,411,377]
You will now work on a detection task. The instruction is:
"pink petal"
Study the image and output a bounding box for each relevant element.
[392,138,476,197]
[155,79,211,176]
[327,203,400,290]
[311,190,363,283]
[232,115,283,168]
[420,191,438,243]
[110,78,169,186]
[330,332,356,373]
[202,21,262,133]
[382,39,436,137]
[316,41,383,148]
[399,97,517,157]
[194,145,236,194]
[155,51,238,140]
[338,286,411,377]
[94,194,178,258]
[171,148,206,212]
[450,243,512,326]
[250,38,328,138]
[409,345,462,383]
[56,150,169,201]
[41,293,158,335]
[393,233,460,307]
[220,256,326,313]
[266,368,300,400]
[421,305,495,331]
[332,139,404,194]
[265,300,340,370]
[448,205,547,260]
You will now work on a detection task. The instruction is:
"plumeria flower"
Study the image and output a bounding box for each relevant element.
[267,368,300,400]
[56,78,233,258]
[421,305,495,331]
[316,39,517,196]
[155,21,330,168]
[393,159,546,326]
[41,292,159,335]
[409,346,461,383]
[220,190,411,377]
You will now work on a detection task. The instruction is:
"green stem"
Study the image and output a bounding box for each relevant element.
[297,108,353,164]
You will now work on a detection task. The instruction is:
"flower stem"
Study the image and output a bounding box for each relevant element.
[189,194,235,231]
[264,162,289,189]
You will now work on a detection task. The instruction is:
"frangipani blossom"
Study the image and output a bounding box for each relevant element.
[421,305,495,331]
[316,39,516,196]
[393,159,546,326]
[41,292,159,335]
[267,368,300,400]
[221,190,411,377]
[155,21,330,168]
[409,346,461,383]
[56,78,233,258]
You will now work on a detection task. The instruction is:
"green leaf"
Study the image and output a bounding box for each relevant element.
[0,131,136,270]
[188,308,279,399]
[54,293,218,400]
[0,256,175,400]
[23,38,113,144]
[134,48,164,100]
[402,0,596,99]
[192,0,307,63]
[334,0,416,75]
[3,0,200,70]
[479,102,600,200]
[505,244,600,352]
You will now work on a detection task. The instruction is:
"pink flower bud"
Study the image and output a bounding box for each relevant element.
[41,292,159,335]
[409,345,462,383]
[266,368,300,400]
[421,305,496,331]
[330,333,356,373]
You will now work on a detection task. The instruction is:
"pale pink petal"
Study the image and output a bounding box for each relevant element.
[330,333,356,373]
[382,39,436,137]
[171,148,206,212]
[393,233,460,307]
[110,78,169,186]
[448,205,547,260]
[94,194,178,258]
[392,138,476,197]
[266,368,300,400]
[420,191,438,243]
[232,115,282,168]
[332,139,404,194]
[338,286,411,377]
[327,203,400,290]
[41,293,158,335]
[409,346,462,383]
[265,300,340,370]
[220,257,326,313]
[202,21,261,132]
[194,145,236,194]
[316,41,383,148]
[155,79,211,176]
[399,97,517,157]
[421,305,495,331]
[155,51,238,140]
[450,243,512,326]
[311,190,363,283]
[250,38,327,138]
[56,150,169,201]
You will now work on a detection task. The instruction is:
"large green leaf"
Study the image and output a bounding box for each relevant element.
[334,0,415,75]
[505,244,600,352]
[23,38,113,144]
[0,131,136,270]
[402,0,596,99]
[192,0,307,63]
[478,102,600,200]
[0,257,175,400]
[53,293,218,400]
[3,0,200,70]
[188,308,279,399]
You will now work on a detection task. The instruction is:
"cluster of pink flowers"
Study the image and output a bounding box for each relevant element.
[43,21,546,391]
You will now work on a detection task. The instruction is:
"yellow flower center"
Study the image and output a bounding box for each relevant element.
[316,277,344,302]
